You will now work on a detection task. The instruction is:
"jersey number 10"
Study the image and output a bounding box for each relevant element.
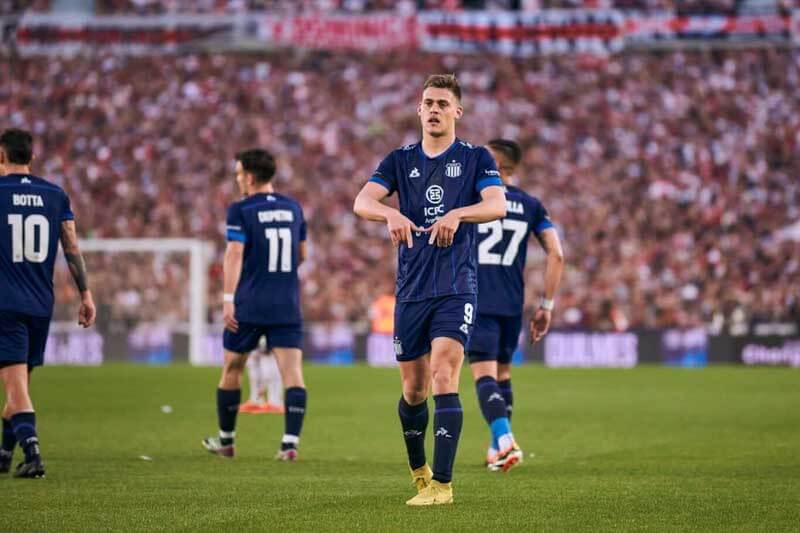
[477,219,528,266]
[7,214,49,263]
[265,227,292,272]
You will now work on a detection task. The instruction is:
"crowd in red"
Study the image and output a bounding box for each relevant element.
[2,48,797,331]
[13,0,794,15]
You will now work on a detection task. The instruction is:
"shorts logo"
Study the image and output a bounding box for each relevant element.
[426,185,443,204]
[393,337,404,356]
[409,167,420,178]
[445,161,462,178]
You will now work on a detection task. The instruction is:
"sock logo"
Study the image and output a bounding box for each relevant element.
[403,430,422,439]
[488,392,503,403]
[434,427,452,439]
[288,406,305,414]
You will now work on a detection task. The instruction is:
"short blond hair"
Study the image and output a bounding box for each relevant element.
[423,74,461,101]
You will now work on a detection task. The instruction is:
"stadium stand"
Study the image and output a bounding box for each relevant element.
[3,49,796,330]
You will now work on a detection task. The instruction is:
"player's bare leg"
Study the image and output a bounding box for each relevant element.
[203,350,249,458]
[0,364,43,478]
[272,347,306,460]
[399,356,433,494]
[406,337,464,506]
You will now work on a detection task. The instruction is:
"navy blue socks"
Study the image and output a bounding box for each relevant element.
[11,412,39,463]
[432,393,463,484]
[476,375,513,451]
[398,397,429,470]
[216,388,241,445]
[282,387,307,450]
[1,417,15,453]
[498,379,513,419]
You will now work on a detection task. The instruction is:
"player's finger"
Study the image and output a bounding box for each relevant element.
[439,227,452,247]
[389,230,398,247]
[428,225,438,245]
[405,224,413,249]
[444,228,454,247]
[412,224,428,233]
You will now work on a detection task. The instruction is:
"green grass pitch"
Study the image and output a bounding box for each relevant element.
[1,364,798,532]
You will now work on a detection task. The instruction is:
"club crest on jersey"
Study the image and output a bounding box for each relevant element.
[445,161,462,178]
[426,185,443,204]
[409,167,420,178]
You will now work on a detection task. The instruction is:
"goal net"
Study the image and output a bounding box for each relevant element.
[51,238,216,366]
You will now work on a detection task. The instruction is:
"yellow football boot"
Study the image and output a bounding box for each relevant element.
[405,480,453,506]
[410,464,433,494]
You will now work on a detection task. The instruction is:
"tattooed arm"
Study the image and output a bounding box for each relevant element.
[60,220,96,328]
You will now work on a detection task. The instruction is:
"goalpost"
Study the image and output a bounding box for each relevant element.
[77,238,215,365]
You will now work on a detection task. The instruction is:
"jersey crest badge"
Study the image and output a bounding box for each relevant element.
[445,161,462,178]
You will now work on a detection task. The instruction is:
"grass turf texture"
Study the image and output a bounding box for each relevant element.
[1,364,798,532]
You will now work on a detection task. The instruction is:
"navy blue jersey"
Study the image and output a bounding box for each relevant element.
[369,139,503,302]
[476,185,554,316]
[226,192,306,325]
[0,173,74,317]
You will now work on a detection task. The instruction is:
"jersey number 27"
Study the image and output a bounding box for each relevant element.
[477,219,528,266]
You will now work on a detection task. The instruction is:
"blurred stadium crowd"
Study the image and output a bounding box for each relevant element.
[2,48,798,331]
[10,0,797,15]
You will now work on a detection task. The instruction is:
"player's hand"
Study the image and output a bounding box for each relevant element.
[78,292,96,328]
[223,302,239,333]
[530,308,552,343]
[386,210,425,249]
[427,210,461,247]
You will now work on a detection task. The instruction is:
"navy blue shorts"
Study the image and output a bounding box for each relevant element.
[223,322,303,354]
[0,310,51,369]
[393,294,477,362]
[466,313,522,365]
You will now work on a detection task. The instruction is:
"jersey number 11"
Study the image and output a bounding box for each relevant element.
[265,227,292,272]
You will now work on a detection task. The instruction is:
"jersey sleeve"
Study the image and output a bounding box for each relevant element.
[61,191,75,221]
[225,203,247,243]
[474,147,503,193]
[368,152,398,195]
[531,199,555,237]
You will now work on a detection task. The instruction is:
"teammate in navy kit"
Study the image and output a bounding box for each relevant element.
[467,139,564,472]
[0,128,96,478]
[203,149,308,461]
[353,75,506,506]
